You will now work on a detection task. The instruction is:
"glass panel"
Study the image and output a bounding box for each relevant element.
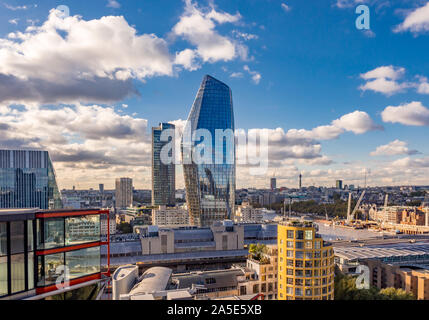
[10,221,25,254]
[28,252,34,290]
[44,218,64,249]
[44,253,65,286]
[11,254,25,293]
[0,223,6,256]
[65,215,100,246]
[66,247,100,280]
[0,256,7,296]
[27,220,34,252]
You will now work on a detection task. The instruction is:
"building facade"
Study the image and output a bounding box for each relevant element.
[0,150,62,209]
[277,220,335,300]
[182,75,236,227]
[0,208,109,300]
[235,202,264,223]
[152,123,176,207]
[115,178,133,209]
[152,205,189,227]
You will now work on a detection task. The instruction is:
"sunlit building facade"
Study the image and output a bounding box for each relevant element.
[277,220,335,300]
[182,75,236,227]
[152,123,176,207]
[0,150,62,209]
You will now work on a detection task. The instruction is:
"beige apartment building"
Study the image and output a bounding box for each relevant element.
[235,202,264,223]
[152,205,189,227]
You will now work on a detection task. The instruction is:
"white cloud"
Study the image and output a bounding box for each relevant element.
[230,72,244,78]
[391,156,429,168]
[381,101,429,126]
[172,0,247,63]
[417,76,429,94]
[232,30,258,41]
[281,3,291,12]
[332,110,383,134]
[107,0,121,8]
[175,49,200,71]
[394,2,429,34]
[370,139,419,156]
[3,3,34,10]
[243,65,261,84]
[359,65,410,95]
[8,18,19,25]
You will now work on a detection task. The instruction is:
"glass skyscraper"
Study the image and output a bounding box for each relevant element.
[152,123,176,207]
[182,75,235,227]
[0,150,62,209]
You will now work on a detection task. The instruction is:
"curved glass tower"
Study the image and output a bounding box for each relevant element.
[182,75,235,227]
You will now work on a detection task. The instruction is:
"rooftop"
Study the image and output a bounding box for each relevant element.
[129,267,172,295]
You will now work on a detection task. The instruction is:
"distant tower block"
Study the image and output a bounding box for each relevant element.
[299,173,302,189]
[270,177,277,191]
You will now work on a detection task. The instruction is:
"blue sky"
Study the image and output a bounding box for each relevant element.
[0,0,428,189]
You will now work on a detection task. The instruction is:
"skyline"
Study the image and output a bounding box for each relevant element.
[0,0,428,189]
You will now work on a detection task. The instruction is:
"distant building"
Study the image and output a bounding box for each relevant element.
[152,123,176,207]
[299,174,302,189]
[270,178,276,191]
[235,202,264,223]
[336,180,343,190]
[115,178,133,209]
[0,149,62,209]
[99,184,104,194]
[278,220,335,300]
[152,205,189,227]
[182,75,235,227]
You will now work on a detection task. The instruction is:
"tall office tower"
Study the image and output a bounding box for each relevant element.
[278,220,335,300]
[0,149,62,209]
[99,184,104,194]
[115,177,133,209]
[336,180,343,190]
[271,177,277,191]
[152,123,176,207]
[182,75,236,227]
[299,173,302,189]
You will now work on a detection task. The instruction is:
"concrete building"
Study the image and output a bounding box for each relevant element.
[270,177,276,191]
[115,178,133,209]
[277,219,335,300]
[152,205,189,227]
[336,180,343,190]
[235,202,264,223]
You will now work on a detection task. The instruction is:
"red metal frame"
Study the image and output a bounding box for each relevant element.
[35,209,111,294]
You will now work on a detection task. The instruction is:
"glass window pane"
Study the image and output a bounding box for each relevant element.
[65,215,100,246]
[11,254,25,293]
[66,247,100,280]
[10,221,25,254]
[28,252,34,290]
[0,223,6,256]
[27,220,34,252]
[0,256,7,296]
[44,218,64,249]
[44,253,65,286]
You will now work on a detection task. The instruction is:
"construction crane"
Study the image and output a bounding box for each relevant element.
[347,190,366,223]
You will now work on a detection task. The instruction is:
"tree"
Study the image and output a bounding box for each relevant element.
[117,222,132,234]
[248,243,267,262]
[378,288,414,300]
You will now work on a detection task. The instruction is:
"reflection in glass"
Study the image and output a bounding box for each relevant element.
[44,253,65,286]
[65,215,100,246]
[27,220,34,252]
[66,247,100,280]
[0,223,6,256]
[10,221,24,254]
[28,252,34,290]
[44,218,64,249]
[11,254,25,293]
[0,256,7,296]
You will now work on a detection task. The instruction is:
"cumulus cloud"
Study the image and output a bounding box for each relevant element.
[0,9,174,104]
[381,101,429,126]
[394,2,429,34]
[391,156,429,168]
[243,65,261,84]
[370,139,419,156]
[172,0,247,63]
[359,65,411,95]
[416,76,429,94]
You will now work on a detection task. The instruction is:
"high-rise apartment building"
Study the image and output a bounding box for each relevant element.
[152,123,176,207]
[270,177,276,191]
[336,180,343,190]
[115,178,133,209]
[0,149,62,209]
[182,75,235,227]
[277,220,335,300]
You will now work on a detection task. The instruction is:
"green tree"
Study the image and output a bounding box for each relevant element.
[378,288,414,300]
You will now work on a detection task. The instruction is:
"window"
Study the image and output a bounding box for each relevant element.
[314,241,321,249]
[295,251,304,259]
[296,230,304,240]
[66,247,100,280]
[286,286,293,295]
[0,256,7,296]
[296,241,304,249]
[287,250,294,258]
[305,252,313,260]
[295,269,303,277]
[287,278,293,285]
[44,218,65,249]
[295,260,303,268]
[305,241,312,249]
[305,270,312,277]
[305,288,313,296]
[11,254,25,293]
[295,288,303,296]
[305,261,313,268]
[287,241,294,248]
[304,230,313,240]
[287,230,294,239]
[65,215,100,246]
[0,223,6,256]
[42,253,65,286]
[10,221,24,254]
